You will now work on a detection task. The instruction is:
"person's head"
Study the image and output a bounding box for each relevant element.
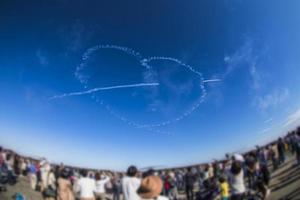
[95,172,101,181]
[225,153,230,159]
[6,153,11,161]
[80,169,88,177]
[204,165,209,171]
[203,179,211,189]
[187,167,192,172]
[219,176,226,183]
[61,168,70,179]
[143,168,155,178]
[127,165,138,177]
[231,161,242,175]
[137,176,163,199]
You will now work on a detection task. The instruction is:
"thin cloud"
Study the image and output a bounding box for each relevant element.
[224,38,254,76]
[254,88,289,110]
[283,108,300,128]
[264,118,273,124]
[249,63,261,90]
[259,128,271,134]
[36,50,49,66]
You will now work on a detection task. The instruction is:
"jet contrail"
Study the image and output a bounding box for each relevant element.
[50,83,160,100]
[202,79,222,83]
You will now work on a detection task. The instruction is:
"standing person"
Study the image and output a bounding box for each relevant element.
[268,145,278,171]
[245,152,257,190]
[13,155,21,176]
[229,161,246,200]
[28,161,37,190]
[277,138,286,165]
[0,147,4,167]
[111,174,122,200]
[20,158,27,176]
[163,171,171,197]
[137,175,169,200]
[295,131,300,165]
[5,153,16,184]
[76,170,96,200]
[122,165,141,200]
[41,161,52,192]
[166,171,178,200]
[256,164,271,199]
[175,171,184,191]
[94,172,110,200]
[44,168,57,200]
[218,176,229,200]
[184,167,195,200]
[57,168,75,200]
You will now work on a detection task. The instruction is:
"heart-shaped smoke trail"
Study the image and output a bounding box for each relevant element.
[50,44,222,134]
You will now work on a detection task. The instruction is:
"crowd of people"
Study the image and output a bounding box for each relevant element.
[1,127,300,200]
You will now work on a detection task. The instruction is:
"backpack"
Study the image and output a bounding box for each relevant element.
[14,193,25,200]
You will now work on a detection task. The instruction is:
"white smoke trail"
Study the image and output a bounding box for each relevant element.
[202,79,222,83]
[141,56,203,76]
[69,44,222,133]
[75,45,143,84]
[50,83,159,100]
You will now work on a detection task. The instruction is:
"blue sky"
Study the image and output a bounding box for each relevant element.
[1,0,300,170]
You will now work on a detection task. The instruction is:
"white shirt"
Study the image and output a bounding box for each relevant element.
[141,196,169,200]
[47,172,56,189]
[122,176,141,200]
[77,177,96,198]
[95,176,110,193]
[230,170,246,194]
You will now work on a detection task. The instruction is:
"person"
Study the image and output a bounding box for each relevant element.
[76,169,96,200]
[277,138,286,164]
[0,147,4,167]
[166,171,178,200]
[295,132,300,165]
[219,176,229,200]
[122,165,141,200]
[40,159,51,191]
[268,145,278,171]
[137,175,169,200]
[229,161,245,200]
[245,152,257,190]
[111,174,122,200]
[94,172,110,200]
[5,153,16,185]
[184,167,195,200]
[28,161,37,190]
[57,168,75,200]
[20,158,27,176]
[256,164,270,199]
[44,167,57,200]
[13,154,21,176]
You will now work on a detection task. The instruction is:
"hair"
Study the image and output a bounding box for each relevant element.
[6,153,11,161]
[95,172,101,181]
[0,146,2,152]
[80,169,88,177]
[143,169,155,178]
[219,176,226,183]
[231,161,242,175]
[127,165,138,177]
[61,168,70,179]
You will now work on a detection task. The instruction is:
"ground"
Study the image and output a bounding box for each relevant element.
[1,157,299,200]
